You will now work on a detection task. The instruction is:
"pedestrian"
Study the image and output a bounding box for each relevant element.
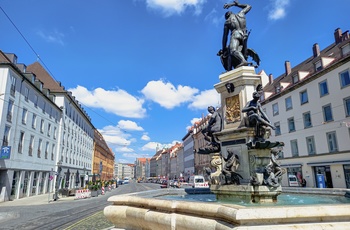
[301,178,306,187]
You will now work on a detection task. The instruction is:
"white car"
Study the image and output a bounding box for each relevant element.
[123,178,129,184]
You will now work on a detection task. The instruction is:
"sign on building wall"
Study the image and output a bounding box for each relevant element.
[0,146,11,159]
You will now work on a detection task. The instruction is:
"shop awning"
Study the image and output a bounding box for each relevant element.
[280,163,302,168]
[307,160,350,166]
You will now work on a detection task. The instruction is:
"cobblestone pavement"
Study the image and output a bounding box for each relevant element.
[64,211,114,230]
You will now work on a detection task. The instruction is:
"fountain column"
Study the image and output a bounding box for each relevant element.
[210,66,284,203]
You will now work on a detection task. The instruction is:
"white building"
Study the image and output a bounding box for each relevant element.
[0,51,95,203]
[0,52,62,201]
[261,28,350,189]
[27,62,94,191]
[182,130,194,181]
[115,163,134,180]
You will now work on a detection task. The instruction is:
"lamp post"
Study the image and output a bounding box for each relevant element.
[83,166,86,187]
[53,160,63,201]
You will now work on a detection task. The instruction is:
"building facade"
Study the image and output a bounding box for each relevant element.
[115,163,135,180]
[93,129,115,181]
[0,52,62,201]
[182,130,194,182]
[27,62,95,191]
[0,50,113,203]
[261,28,350,189]
[135,158,150,180]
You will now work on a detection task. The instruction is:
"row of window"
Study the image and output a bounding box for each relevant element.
[273,97,350,135]
[10,74,60,123]
[2,121,91,167]
[287,131,338,157]
[272,70,350,116]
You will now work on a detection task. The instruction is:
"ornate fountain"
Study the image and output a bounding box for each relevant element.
[201,66,285,203]
[103,2,350,229]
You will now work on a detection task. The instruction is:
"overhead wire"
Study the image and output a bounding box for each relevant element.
[0,5,147,151]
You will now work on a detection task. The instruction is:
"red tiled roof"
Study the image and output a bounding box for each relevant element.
[262,28,349,101]
[26,62,65,93]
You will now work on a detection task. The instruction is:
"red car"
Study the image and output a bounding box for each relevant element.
[160,180,168,188]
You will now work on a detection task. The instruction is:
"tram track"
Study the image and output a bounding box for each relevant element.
[0,182,161,230]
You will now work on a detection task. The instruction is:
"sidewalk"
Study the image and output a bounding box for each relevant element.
[0,192,76,207]
[0,191,118,229]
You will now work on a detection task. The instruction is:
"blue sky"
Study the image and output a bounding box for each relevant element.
[0,0,348,163]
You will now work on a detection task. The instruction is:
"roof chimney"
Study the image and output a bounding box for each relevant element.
[269,74,273,84]
[312,43,320,57]
[334,28,342,44]
[342,30,350,41]
[285,61,291,76]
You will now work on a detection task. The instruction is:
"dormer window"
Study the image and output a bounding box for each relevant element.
[315,60,322,71]
[292,74,299,84]
[342,43,350,56]
[275,85,281,94]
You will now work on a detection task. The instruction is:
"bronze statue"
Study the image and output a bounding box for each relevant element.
[198,106,222,154]
[218,1,260,71]
[222,149,243,185]
[263,149,284,187]
[241,85,275,144]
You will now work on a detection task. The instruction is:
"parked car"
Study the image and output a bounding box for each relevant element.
[288,175,300,187]
[160,180,168,188]
[123,178,130,184]
[170,180,179,188]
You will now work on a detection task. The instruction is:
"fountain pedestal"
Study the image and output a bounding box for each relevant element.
[207,66,284,203]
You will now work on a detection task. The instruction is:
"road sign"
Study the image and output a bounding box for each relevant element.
[0,146,11,159]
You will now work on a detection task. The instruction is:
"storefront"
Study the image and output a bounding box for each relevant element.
[281,164,303,187]
[314,165,333,188]
[344,164,350,189]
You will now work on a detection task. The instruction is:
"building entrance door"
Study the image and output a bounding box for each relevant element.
[344,165,350,189]
[314,166,333,188]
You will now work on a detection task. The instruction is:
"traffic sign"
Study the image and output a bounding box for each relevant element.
[0,146,11,159]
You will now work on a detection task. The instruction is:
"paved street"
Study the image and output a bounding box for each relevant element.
[0,181,161,230]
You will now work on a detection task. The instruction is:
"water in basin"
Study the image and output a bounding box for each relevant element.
[162,193,350,206]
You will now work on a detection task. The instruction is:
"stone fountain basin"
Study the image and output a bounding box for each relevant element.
[104,190,350,230]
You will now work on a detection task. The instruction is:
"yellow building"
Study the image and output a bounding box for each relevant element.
[93,129,115,181]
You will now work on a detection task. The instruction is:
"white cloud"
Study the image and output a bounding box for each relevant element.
[188,89,220,110]
[141,142,159,151]
[115,146,134,153]
[204,8,221,26]
[37,29,65,46]
[141,134,151,141]
[117,120,144,131]
[268,0,290,20]
[186,117,201,131]
[98,125,132,146]
[145,0,206,16]
[68,85,146,118]
[141,79,199,109]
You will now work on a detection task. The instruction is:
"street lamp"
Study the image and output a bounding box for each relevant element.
[53,160,63,201]
[83,166,87,187]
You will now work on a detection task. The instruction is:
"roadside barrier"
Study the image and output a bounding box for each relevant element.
[74,189,91,200]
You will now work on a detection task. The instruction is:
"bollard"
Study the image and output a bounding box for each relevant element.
[102,186,105,195]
